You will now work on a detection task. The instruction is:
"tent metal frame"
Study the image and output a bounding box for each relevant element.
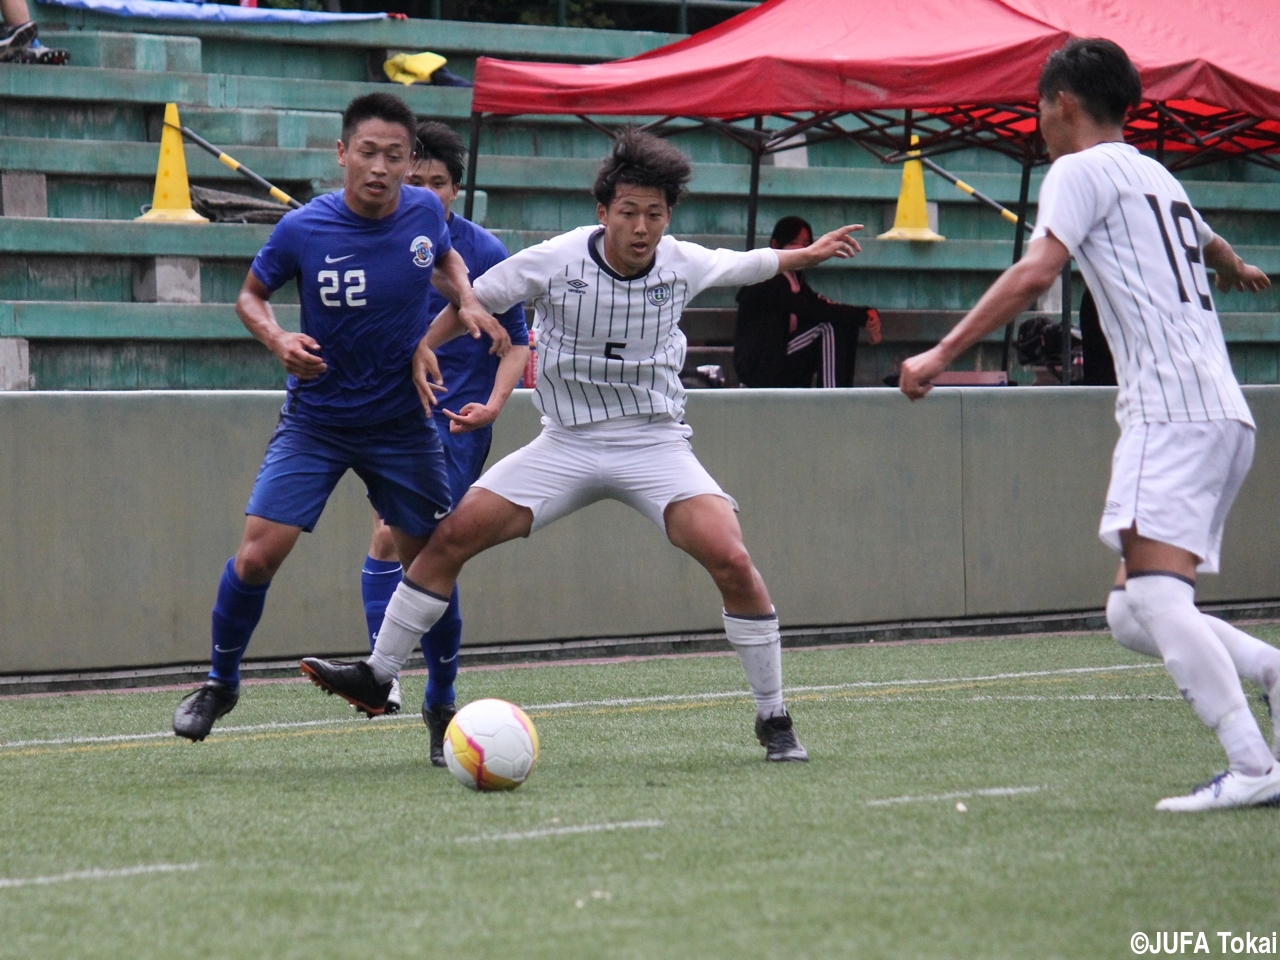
[463,98,1279,380]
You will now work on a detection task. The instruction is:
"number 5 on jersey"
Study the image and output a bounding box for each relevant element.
[317,269,368,307]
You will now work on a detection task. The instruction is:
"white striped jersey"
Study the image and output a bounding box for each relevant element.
[472,226,779,426]
[1032,141,1252,429]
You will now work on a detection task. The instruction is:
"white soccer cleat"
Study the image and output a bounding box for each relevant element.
[384,677,402,715]
[1155,766,1280,812]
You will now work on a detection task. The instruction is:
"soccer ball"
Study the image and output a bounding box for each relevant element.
[443,698,540,791]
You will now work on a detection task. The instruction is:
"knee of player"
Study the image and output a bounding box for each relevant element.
[710,543,757,584]
[1105,589,1140,646]
[368,521,397,561]
[234,544,284,584]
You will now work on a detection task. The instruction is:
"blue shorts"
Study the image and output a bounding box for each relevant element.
[433,413,494,505]
[246,410,451,538]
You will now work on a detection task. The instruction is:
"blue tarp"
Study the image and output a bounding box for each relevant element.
[39,0,386,24]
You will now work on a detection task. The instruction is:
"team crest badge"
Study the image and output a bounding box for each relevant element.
[646,283,672,306]
[410,235,434,268]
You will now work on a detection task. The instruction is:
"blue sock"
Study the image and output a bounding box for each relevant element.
[422,585,461,708]
[360,556,403,651]
[209,558,270,690]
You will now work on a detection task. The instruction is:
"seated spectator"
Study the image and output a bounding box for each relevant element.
[734,216,881,387]
[0,0,68,63]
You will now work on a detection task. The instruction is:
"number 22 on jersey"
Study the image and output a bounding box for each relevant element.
[317,269,367,308]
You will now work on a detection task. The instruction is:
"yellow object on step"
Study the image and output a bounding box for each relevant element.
[137,103,207,223]
[877,135,943,242]
[384,51,448,86]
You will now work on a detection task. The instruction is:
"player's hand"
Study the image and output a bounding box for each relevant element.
[1214,262,1271,294]
[899,347,946,401]
[865,307,883,345]
[272,332,327,379]
[812,224,863,262]
[458,301,512,357]
[412,339,446,411]
[443,402,499,433]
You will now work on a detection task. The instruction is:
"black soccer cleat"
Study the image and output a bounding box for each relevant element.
[173,679,239,742]
[300,657,391,717]
[755,711,809,762]
[422,702,457,768]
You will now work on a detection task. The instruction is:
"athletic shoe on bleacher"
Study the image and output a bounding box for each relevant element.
[13,40,69,65]
[754,711,809,762]
[300,657,391,717]
[173,679,239,742]
[422,702,457,767]
[1155,766,1280,812]
[0,20,37,61]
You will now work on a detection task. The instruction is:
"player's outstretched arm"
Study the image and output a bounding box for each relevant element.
[774,224,863,272]
[236,270,327,379]
[444,343,531,434]
[899,234,1069,400]
[1205,236,1272,294]
[430,249,511,356]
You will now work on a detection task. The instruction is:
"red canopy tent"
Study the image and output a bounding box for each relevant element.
[463,0,1280,372]
[469,0,1280,179]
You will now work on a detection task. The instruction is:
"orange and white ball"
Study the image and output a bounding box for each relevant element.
[443,698,540,791]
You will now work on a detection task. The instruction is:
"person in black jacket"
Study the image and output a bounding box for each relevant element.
[734,216,881,387]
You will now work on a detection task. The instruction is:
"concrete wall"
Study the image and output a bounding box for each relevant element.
[1,388,1277,674]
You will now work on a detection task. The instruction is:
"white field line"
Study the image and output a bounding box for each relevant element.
[867,786,1046,807]
[0,862,199,889]
[455,820,664,843]
[0,662,1160,751]
[522,662,1156,711]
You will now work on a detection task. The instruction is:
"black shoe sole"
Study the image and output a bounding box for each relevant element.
[300,661,387,718]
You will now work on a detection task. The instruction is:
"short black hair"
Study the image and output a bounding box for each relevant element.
[770,216,813,248]
[414,121,466,186]
[1038,38,1143,127]
[341,92,417,146]
[593,128,691,209]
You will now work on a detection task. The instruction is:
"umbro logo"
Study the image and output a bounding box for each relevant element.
[566,279,589,293]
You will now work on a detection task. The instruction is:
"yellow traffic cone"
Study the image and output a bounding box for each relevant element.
[136,103,207,223]
[878,135,943,242]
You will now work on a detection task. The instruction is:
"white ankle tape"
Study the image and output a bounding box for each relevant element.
[723,611,779,647]
[385,583,448,633]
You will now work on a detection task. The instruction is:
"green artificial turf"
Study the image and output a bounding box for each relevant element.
[2,628,1279,959]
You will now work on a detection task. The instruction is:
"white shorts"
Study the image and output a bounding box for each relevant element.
[474,414,737,533]
[1099,419,1254,574]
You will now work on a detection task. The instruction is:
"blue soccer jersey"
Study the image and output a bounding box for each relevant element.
[250,187,453,427]
[429,213,528,412]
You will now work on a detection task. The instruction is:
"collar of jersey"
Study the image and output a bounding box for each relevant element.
[589,227,658,282]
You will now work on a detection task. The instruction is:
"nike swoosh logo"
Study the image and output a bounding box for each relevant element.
[324,254,354,263]
[438,653,458,663]
[214,645,242,653]
[434,508,451,519]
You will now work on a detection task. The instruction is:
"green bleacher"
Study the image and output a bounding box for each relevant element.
[2,4,1277,389]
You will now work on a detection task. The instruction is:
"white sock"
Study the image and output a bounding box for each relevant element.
[1125,575,1273,776]
[368,582,449,684]
[1106,587,1160,658]
[1204,616,1280,692]
[724,611,785,719]
[1108,587,1280,689]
